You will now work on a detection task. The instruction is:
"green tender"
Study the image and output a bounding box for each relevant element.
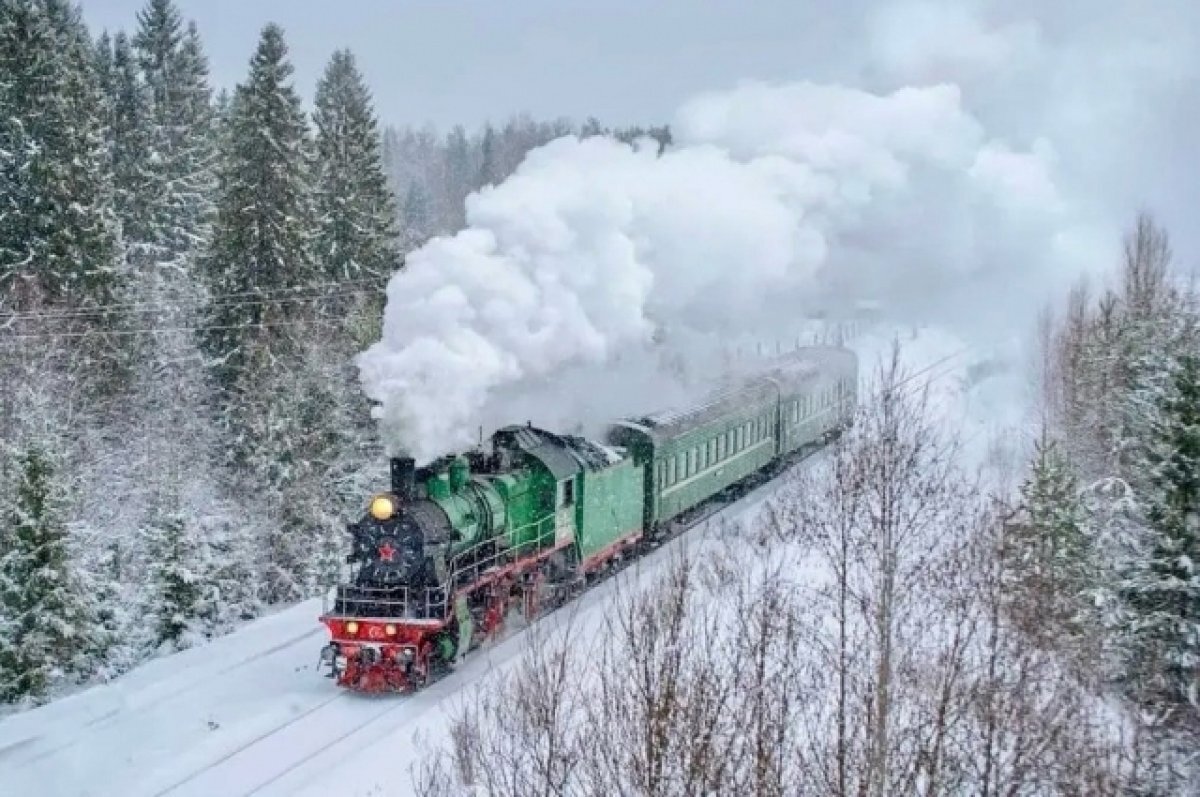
[573,456,645,563]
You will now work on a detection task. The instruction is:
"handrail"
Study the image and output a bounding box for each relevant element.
[444,512,560,591]
[324,512,567,623]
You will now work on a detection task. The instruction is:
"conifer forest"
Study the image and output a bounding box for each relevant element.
[0,0,670,696]
[0,1,1197,794]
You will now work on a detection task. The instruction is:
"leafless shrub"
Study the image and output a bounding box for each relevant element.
[581,557,727,795]
[412,612,589,797]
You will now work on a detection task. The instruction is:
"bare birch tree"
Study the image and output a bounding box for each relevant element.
[765,340,983,797]
[412,610,588,797]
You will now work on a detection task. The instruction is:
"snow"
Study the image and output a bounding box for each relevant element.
[0,328,1008,796]
[265,477,793,797]
[0,477,784,797]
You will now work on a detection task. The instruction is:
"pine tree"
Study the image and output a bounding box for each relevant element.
[312,48,399,288]
[0,0,118,312]
[0,445,98,702]
[1123,352,1200,714]
[200,23,315,392]
[1006,437,1093,642]
[143,502,205,647]
[134,2,217,263]
[107,32,155,261]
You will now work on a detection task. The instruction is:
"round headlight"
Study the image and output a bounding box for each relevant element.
[369,495,395,520]
[346,621,359,635]
[385,624,397,636]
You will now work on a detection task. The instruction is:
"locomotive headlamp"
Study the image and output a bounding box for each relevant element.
[346,621,360,635]
[385,624,397,636]
[369,495,395,521]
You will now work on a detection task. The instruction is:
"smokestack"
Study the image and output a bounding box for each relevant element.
[390,456,415,502]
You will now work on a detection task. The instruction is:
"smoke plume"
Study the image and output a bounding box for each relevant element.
[358,1,1198,462]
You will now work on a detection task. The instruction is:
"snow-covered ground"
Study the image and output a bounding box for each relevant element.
[0,324,1024,797]
[0,471,786,797]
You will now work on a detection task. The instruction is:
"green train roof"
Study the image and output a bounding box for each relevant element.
[493,424,625,480]
[618,346,857,439]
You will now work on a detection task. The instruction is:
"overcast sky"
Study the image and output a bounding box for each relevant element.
[80,0,880,130]
[78,0,1199,271]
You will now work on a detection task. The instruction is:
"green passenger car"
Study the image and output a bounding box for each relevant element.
[607,346,858,530]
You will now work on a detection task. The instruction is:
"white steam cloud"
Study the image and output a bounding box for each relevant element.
[358,1,1198,462]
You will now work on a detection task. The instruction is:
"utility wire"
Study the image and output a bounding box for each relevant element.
[0,288,386,343]
[0,315,363,345]
[0,276,390,323]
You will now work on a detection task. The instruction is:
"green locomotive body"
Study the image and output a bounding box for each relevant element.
[319,346,857,692]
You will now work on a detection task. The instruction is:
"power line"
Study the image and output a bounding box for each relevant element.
[0,314,361,345]
[0,288,388,342]
[0,276,390,323]
[893,347,971,391]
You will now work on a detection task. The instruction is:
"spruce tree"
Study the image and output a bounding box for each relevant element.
[0,445,98,702]
[93,30,114,100]
[479,123,500,188]
[312,48,399,287]
[132,0,182,104]
[0,0,118,312]
[200,23,316,391]
[212,86,231,130]
[134,2,217,263]
[1007,437,1092,641]
[107,32,155,261]
[1123,352,1200,713]
[201,25,322,602]
[442,123,471,229]
[307,49,390,593]
[402,181,434,250]
[143,501,205,648]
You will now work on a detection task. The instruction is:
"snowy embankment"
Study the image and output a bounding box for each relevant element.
[0,325,1020,797]
[0,474,788,797]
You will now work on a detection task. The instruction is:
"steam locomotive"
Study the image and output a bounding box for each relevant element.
[318,346,858,692]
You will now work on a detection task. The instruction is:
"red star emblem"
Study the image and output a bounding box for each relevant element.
[378,542,397,562]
